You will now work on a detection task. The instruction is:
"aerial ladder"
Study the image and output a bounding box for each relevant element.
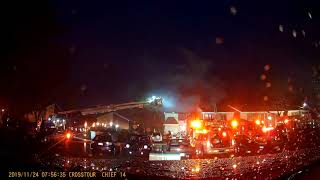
[57,96,163,116]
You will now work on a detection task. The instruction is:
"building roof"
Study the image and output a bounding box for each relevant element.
[164,117,178,124]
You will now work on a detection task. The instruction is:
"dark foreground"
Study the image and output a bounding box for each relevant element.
[2,125,320,179]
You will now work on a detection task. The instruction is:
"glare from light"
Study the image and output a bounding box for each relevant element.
[115,124,119,128]
[222,131,227,137]
[231,119,238,128]
[284,119,289,124]
[109,122,113,127]
[206,141,211,148]
[66,132,71,139]
[143,145,148,149]
[255,119,261,125]
[262,126,274,133]
[191,120,202,129]
[267,116,272,120]
[303,102,307,107]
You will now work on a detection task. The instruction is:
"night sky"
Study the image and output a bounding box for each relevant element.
[1,0,320,115]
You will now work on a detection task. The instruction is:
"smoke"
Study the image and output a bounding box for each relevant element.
[145,48,226,112]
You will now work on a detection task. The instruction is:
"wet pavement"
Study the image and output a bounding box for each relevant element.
[35,147,320,179]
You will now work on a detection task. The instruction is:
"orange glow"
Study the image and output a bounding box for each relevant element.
[284,119,289,124]
[66,132,72,139]
[222,131,227,137]
[192,165,201,173]
[191,120,202,129]
[255,119,261,125]
[231,119,238,128]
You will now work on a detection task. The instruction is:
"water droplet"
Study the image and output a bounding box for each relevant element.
[230,6,237,15]
[264,64,271,71]
[292,30,297,38]
[279,25,284,32]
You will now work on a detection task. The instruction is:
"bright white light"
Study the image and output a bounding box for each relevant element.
[147,96,156,103]
[109,122,113,126]
[126,144,130,148]
[84,122,87,127]
[48,117,51,121]
[267,116,272,120]
[96,122,100,126]
[292,30,297,38]
[115,124,119,128]
[143,145,148,149]
[279,25,284,32]
[303,102,307,107]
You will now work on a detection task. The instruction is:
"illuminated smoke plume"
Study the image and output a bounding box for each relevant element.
[145,48,226,112]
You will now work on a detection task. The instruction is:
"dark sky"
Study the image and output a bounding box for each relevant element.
[1,0,320,114]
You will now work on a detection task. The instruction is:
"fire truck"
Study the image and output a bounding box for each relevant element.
[188,114,238,157]
[188,110,284,157]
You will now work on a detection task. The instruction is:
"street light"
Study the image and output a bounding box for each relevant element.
[303,102,307,108]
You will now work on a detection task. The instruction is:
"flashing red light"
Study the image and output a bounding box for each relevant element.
[66,132,72,139]
[231,119,238,128]
[222,131,227,137]
[191,120,202,129]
